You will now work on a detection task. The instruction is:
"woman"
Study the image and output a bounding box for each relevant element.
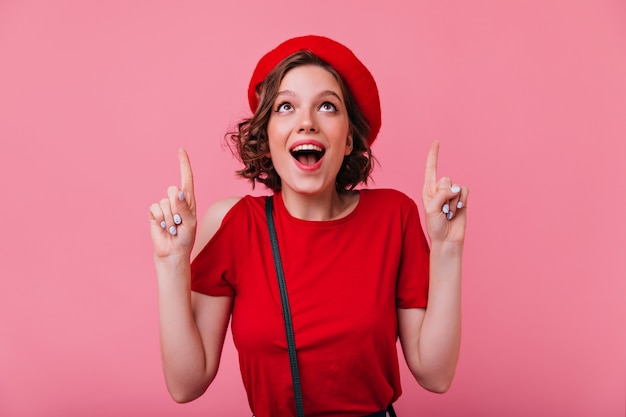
[149,35,468,417]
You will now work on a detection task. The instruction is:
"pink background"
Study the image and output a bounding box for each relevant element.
[1,1,624,416]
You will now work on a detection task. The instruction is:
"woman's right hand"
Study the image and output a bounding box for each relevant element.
[149,148,197,261]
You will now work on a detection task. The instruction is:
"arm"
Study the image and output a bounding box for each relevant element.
[156,260,231,402]
[149,149,238,403]
[398,141,468,393]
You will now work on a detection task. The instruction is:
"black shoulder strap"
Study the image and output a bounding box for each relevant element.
[265,196,305,417]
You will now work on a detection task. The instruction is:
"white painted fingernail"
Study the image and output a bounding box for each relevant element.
[160,220,166,229]
[457,201,463,209]
[446,211,454,220]
[451,185,460,193]
[442,203,450,214]
[169,226,177,235]
[173,214,182,225]
[178,191,185,202]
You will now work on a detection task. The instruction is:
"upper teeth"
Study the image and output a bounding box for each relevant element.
[292,144,323,152]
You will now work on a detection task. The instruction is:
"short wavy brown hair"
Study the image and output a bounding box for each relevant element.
[228,50,375,191]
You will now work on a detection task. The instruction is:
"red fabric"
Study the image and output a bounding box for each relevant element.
[191,189,429,417]
[247,35,382,145]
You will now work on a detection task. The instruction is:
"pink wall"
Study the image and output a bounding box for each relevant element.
[1,1,624,416]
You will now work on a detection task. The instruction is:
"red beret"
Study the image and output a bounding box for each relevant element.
[248,35,382,146]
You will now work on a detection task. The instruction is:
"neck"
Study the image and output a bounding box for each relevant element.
[279,187,358,221]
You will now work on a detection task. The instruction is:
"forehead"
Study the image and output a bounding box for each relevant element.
[277,65,343,96]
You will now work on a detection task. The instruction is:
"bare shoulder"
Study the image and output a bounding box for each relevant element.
[191,197,242,260]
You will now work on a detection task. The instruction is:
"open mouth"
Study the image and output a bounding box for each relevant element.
[290,144,326,167]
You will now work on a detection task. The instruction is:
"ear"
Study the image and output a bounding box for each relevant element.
[345,134,353,156]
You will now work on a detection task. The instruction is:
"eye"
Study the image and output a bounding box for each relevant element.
[275,102,294,113]
[319,102,337,112]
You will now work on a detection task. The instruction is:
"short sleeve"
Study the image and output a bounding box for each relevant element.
[395,196,430,309]
[190,203,242,297]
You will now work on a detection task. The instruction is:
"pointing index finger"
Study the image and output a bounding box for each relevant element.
[424,140,439,187]
[178,148,195,204]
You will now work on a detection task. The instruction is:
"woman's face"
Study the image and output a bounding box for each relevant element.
[267,65,352,196]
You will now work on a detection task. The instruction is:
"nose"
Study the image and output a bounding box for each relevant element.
[297,108,318,133]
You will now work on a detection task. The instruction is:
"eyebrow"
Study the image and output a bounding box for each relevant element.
[275,90,344,102]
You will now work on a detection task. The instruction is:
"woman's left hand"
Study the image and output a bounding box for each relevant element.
[422,141,469,245]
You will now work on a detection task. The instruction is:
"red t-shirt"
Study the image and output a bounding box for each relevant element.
[191,189,429,417]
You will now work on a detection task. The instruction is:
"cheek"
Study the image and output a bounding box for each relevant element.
[329,119,351,144]
[266,127,288,161]
[267,118,290,143]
